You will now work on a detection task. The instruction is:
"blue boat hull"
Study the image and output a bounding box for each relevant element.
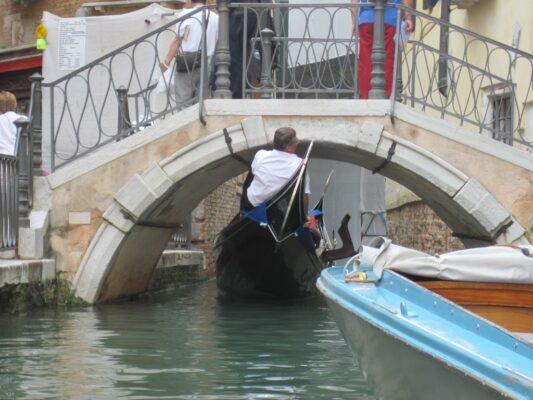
[317,267,533,400]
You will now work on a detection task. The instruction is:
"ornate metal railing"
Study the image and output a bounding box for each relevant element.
[0,152,18,251]
[393,5,533,148]
[222,2,532,147]
[0,117,33,252]
[29,73,44,176]
[42,1,532,173]
[0,72,43,252]
[222,2,363,99]
[43,6,214,171]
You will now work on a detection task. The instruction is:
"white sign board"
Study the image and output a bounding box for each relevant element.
[58,18,87,70]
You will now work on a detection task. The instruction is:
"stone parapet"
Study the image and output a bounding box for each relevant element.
[0,258,55,288]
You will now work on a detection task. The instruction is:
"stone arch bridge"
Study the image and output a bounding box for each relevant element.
[43,100,532,303]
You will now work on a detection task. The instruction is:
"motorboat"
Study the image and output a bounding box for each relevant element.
[317,238,533,399]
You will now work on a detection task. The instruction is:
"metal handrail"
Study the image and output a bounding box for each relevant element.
[44,6,215,171]
[396,4,533,59]
[44,8,208,87]
[0,73,42,252]
[43,1,532,173]
[0,153,18,251]
[0,117,33,252]
[391,5,532,147]
[14,118,33,226]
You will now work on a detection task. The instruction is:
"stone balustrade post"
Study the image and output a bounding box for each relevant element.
[214,0,232,98]
[394,9,403,102]
[394,50,403,102]
[116,86,131,140]
[259,28,274,99]
[369,0,387,99]
[14,118,32,227]
[29,73,44,176]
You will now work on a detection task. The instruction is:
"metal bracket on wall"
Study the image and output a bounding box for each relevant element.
[372,142,397,175]
[223,128,250,167]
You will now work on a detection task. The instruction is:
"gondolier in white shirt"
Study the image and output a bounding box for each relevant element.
[246,127,311,211]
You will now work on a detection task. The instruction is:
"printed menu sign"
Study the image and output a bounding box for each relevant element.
[58,18,87,70]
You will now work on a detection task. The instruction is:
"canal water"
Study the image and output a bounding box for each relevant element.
[0,280,375,399]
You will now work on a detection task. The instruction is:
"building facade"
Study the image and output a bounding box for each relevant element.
[387,0,533,252]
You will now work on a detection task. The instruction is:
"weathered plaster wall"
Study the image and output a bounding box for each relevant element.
[48,112,243,281]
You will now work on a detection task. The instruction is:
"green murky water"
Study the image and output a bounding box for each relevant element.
[0,280,375,399]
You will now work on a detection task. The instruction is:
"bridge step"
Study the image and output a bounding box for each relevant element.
[150,250,205,291]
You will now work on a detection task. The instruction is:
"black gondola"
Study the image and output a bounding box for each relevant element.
[215,141,354,299]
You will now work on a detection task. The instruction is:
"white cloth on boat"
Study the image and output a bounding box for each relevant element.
[247,149,311,207]
[354,237,533,284]
[0,112,26,155]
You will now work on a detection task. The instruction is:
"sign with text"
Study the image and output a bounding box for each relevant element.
[58,18,87,70]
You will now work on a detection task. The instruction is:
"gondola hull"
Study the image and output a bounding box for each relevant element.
[215,141,352,299]
[215,213,323,299]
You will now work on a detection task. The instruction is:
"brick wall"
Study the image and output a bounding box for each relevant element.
[1,0,24,48]
[1,0,93,49]
[192,176,243,275]
[1,0,185,49]
[387,201,464,254]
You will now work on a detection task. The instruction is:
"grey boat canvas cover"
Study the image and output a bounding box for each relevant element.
[353,237,533,284]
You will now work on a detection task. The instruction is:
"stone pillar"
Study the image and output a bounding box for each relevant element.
[369,0,387,99]
[394,9,403,102]
[29,73,44,176]
[259,28,274,99]
[214,0,232,99]
[438,0,450,96]
[116,86,131,140]
[14,118,32,227]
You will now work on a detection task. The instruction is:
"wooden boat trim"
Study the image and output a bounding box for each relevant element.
[414,279,533,333]
[416,280,533,308]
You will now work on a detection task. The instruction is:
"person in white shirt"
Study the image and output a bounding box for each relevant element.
[246,127,311,209]
[160,0,218,110]
[0,91,25,156]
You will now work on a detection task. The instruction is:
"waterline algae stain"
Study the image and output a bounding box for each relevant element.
[0,278,88,314]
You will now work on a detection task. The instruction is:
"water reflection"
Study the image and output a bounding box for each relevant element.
[0,281,374,399]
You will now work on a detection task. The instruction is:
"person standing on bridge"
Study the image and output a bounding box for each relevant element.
[0,91,25,156]
[228,0,259,98]
[352,0,413,99]
[160,0,219,110]
[244,127,311,212]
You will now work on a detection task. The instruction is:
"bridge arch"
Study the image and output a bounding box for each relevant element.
[70,102,529,303]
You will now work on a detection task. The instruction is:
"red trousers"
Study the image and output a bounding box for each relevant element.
[358,23,397,99]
